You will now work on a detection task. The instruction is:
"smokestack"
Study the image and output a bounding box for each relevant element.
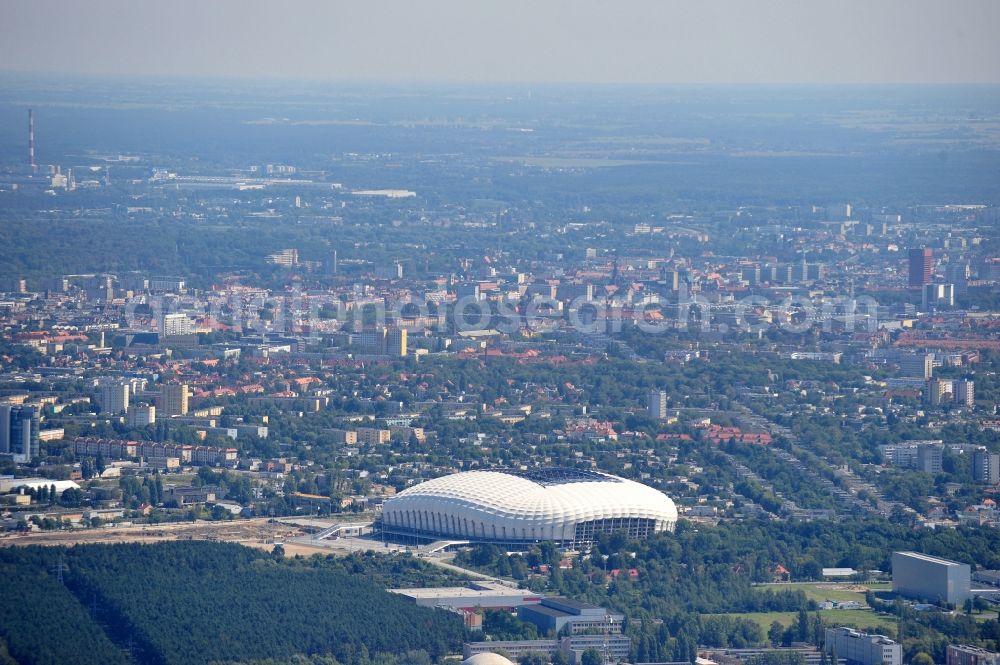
[28,109,36,173]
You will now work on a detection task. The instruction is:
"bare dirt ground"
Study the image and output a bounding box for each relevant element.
[0,518,491,564]
[0,518,319,553]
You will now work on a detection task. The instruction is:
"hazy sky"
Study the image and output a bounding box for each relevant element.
[2,0,999,84]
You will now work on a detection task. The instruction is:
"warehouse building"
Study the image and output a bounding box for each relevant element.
[389,582,543,611]
[518,597,624,636]
[892,551,971,606]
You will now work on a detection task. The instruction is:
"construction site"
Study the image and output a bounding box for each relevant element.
[0,517,320,557]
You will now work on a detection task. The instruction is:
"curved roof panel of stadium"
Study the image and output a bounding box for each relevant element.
[463,654,516,665]
[380,468,677,545]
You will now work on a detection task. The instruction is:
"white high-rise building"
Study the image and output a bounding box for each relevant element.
[160,313,193,337]
[126,377,149,395]
[352,327,407,357]
[922,283,955,310]
[648,390,668,420]
[825,203,852,219]
[0,405,40,462]
[899,353,934,380]
[157,384,189,417]
[973,449,1000,485]
[97,380,130,414]
[127,404,156,428]
[925,378,952,406]
[954,379,975,407]
[946,263,971,294]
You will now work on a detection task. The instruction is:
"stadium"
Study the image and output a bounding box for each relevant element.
[378,468,677,548]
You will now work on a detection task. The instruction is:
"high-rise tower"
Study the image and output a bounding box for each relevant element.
[908,247,933,287]
[28,109,37,173]
[1,404,40,462]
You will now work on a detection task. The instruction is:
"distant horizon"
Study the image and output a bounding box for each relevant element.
[4,71,1000,90]
[2,0,999,86]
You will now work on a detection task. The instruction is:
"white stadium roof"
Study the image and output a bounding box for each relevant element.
[380,468,677,546]
[463,654,516,665]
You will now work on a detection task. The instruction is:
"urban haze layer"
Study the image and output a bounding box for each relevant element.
[1,77,1000,665]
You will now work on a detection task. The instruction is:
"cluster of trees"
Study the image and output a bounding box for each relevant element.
[0,542,465,665]
[459,526,814,618]
[79,454,106,480]
[733,478,785,515]
[192,466,255,503]
[0,339,42,371]
[723,442,838,510]
[459,519,1000,661]
[8,484,85,509]
[767,610,827,647]
[315,549,471,590]
[118,473,164,508]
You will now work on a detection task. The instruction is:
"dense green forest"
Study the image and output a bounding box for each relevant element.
[0,542,464,665]
[0,554,129,665]
[3,519,999,665]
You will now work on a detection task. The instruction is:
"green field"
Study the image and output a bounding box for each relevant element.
[713,583,898,635]
[758,582,891,605]
[712,609,898,636]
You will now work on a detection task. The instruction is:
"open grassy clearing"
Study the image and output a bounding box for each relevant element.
[758,582,891,604]
[710,609,898,635]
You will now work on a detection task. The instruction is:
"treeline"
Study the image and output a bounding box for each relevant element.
[0,542,465,665]
[456,528,812,618]
[458,519,1000,660]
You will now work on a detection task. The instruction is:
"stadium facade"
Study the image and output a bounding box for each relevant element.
[379,468,677,548]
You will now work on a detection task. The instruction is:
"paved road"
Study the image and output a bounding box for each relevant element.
[420,555,497,582]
